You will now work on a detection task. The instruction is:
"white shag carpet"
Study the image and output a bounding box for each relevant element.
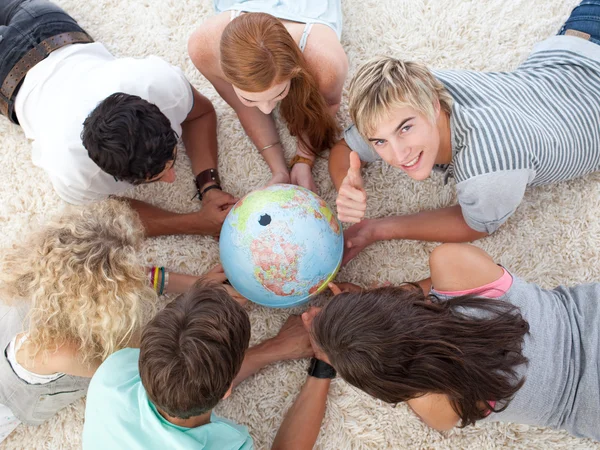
[1,0,600,449]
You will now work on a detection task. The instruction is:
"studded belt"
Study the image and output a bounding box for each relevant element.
[0,31,94,122]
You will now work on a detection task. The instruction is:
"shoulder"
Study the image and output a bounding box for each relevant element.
[407,393,460,431]
[92,348,140,386]
[429,243,504,292]
[206,414,253,448]
[303,26,348,101]
[188,13,231,76]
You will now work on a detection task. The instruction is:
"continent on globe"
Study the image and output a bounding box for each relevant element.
[219,184,344,308]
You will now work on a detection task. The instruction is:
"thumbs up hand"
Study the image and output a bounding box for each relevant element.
[336,151,367,223]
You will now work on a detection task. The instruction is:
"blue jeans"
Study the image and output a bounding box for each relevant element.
[558,0,600,45]
[0,0,89,123]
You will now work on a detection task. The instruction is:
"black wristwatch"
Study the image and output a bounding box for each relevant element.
[307,358,336,379]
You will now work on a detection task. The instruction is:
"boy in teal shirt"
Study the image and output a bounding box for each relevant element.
[83,284,334,449]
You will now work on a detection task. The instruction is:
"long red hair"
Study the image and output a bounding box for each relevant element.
[220,13,339,153]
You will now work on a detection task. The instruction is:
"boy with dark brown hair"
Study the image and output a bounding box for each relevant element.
[82,283,334,449]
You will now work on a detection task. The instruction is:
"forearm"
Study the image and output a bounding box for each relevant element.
[126,199,203,237]
[166,273,200,294]
[272,376,331,450]
[374,205,488,243]
[235,107,288,175]
[232,339,286,389]
[182,107,218,177]
[328,139,352,190]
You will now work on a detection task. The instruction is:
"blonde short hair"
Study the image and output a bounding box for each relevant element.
[0,199,156,365]
[348,56,453,138]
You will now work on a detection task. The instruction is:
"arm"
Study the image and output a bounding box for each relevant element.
[181,87,218,180]
[126,197,233,238]
[373,206,488,242]
[271,377,330,450]
[342,205,488,265]
[428,243,504,291]
[232,315,313,388]
[328,139,353,190]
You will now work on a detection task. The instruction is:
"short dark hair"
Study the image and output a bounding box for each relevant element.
[82,93,178,184]
[312,286,529,427]
[139,284,250,419]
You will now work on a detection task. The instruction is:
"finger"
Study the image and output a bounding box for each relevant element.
[338,185,367,205]
[328,282,342,296]
[220,204,235,217]
[207,264,224,274]
[337,207,365,221]
[342,246,359,266]
[205,272,227,284]
[336,196,367,215]
[213,194,237,208]
[337,214,361,224]
[345,152,364,189]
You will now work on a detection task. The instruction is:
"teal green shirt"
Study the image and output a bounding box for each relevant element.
[83,348,253,450]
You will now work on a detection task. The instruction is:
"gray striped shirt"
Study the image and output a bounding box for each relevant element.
[344,36,600,233]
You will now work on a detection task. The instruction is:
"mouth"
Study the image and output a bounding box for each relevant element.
[400,151,423,170]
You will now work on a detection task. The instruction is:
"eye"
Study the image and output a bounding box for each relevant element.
[373,139,386,147]
[258,214,271,226]
[400,125,412,133]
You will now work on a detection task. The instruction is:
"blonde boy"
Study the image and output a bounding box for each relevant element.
[330,6,600,263]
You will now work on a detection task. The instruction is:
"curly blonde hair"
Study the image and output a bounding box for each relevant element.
[0,199,156,365]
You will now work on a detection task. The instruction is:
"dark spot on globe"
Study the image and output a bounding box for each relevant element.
[259,214,271,226]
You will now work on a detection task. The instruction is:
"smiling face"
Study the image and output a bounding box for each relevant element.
[233,80,291,115]
[367,105,443,181]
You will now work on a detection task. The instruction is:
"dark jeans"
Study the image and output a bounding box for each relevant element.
[0,0,88,123]
[558,0,600,45]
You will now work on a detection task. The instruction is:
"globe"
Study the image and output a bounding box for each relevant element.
[219,184,344,308]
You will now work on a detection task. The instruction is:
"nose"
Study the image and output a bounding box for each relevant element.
[257,102,276,115]
[390,140,410,164]
[161,167,177,184]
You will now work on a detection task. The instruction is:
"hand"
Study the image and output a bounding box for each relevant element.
[196,191,238,237]
[267,171,291,186]
[301,307,331,364]
[267,315,314,361]
[336,151,366,223]
[342,218,377,266]
[290,162,317,193]
[327,282,362,296]
[202,187,238,209]
[201,265,248,306]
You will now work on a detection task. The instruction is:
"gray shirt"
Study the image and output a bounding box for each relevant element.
[432,274,600,441]
[344,35,600,233]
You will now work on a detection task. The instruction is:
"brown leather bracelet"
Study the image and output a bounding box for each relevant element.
[195,168,220,191]
[289,155,314,170]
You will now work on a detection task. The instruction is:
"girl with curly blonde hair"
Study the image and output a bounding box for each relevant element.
[0,200,239,441]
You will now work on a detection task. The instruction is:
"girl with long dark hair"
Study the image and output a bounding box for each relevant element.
[305,243,600,441]
[188,1,347,192]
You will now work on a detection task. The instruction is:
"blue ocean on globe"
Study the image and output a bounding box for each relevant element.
[219,184,344,308]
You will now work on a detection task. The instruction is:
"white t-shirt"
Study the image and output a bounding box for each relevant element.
[14,42,194,205]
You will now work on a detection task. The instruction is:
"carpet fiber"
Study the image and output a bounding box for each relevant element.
[1,0,599,448]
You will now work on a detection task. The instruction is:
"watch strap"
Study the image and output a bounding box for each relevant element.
[308,357,336,379]
[199,184,222,200]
